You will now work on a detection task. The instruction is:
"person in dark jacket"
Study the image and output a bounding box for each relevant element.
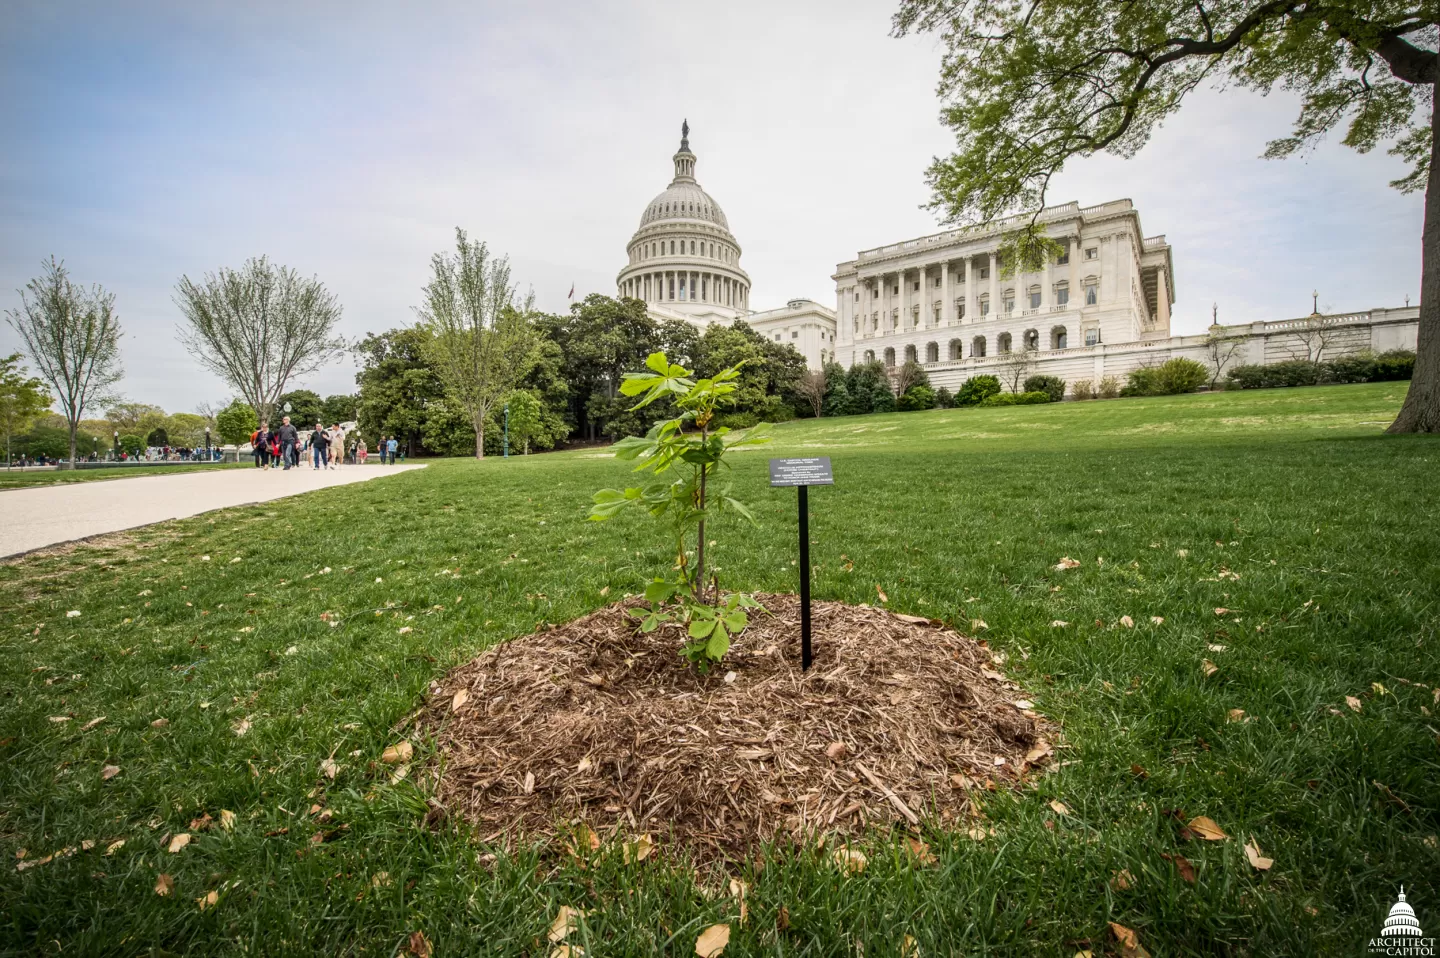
[277,417,300,470]
[253,422,275,469]
[309,423,329,470]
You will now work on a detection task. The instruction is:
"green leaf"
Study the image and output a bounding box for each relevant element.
[644,579,678,604]
[688,617,717,639]
[723,609,747,632]
[722,496,757,524]
[592,489,626,503]
[705,628,730,660]
[645,351,670,374]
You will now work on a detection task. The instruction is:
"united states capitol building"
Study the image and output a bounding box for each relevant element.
[617,124,1418,388]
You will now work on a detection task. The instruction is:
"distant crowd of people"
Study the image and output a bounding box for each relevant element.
[248,416,403,470]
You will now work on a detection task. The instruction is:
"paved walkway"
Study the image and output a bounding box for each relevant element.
[0,464,425,558]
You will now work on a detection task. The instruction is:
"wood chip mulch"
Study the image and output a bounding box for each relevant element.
[419,593,1054,860]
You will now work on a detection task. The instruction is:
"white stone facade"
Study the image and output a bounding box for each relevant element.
[833,199,1174,373]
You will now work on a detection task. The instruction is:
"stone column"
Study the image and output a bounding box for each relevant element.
[897,268,906,330]
[988,251,999,319]
[941,261,951,327]
[1041,248,1051,313]
[962,256,972,322]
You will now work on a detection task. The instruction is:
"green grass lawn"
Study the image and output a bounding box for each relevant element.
[0,462,247,490]
[1,383,1437,955]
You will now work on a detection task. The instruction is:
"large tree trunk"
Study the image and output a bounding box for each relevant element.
[475,416,486,459]
[67,420,78,468]
[1388,95,1440,433]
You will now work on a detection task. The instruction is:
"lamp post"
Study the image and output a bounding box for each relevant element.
[113,430,119,461]
[503,403,510,459]
[205,427,211,462]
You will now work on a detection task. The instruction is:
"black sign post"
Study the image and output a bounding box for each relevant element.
[769,457,834,671]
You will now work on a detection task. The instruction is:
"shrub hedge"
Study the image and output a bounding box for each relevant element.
[1226,350,1414,389]
[980,390,1051,407]
[956,375,1002,407]
[1024,375,1067,403]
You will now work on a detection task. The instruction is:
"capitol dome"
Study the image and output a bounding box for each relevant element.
[1382,888,1424,937]
[617,120,751,322]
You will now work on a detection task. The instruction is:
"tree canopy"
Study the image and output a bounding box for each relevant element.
[893,0,1440,432]
[0,352,52,463]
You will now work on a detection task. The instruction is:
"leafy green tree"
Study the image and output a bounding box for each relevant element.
[695,321,805,422]
[935,386,956,408]
[418,228,537,458]
[277,389,323,427]
[893,0,1440,432]
[320,394,358,426]
[535,295,664,440]
[18,424,102,460]
[215,399,258,445]
[845,361,892,414]
[145,427,169,447]
[164,412,208,447]
[497,390,544,454]
[174,256,344,422]
[119,434,143,456]
[105,402,165,437]
[353,327,445,457]
[4,258,124,463]
[589,352,772,669]
[0,353,51,466]
[821,361,852,416]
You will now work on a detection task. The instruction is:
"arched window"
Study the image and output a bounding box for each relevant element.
[1028,284,1042,309]
[1083,276,1098,305]
[864,349,876,362]
[690,240,696,254]
[1051,326,1068,349]
[1024,328,1040,351]
[972,335,987,358]
[670,240,676,255]
[997,332,1012,353]
[884,347,896,367]
[904,344,917,364]
[925,342,939,363]
[948,339,962,360]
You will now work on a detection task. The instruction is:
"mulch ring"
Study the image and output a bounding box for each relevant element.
[418,593,1056,861]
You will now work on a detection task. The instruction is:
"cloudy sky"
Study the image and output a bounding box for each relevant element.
[0,0,1424,413]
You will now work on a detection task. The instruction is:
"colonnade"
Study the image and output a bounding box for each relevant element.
[621,270,747,310]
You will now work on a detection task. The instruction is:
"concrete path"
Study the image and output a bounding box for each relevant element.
[0,464,425,559]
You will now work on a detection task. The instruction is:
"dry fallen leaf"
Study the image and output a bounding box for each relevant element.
[729,877,749,924]
[1050,620,1069,628]
[1150,616,1165,625]
[371,871,391,888]
[196,889,219,911]
[232,718,251,737]
[104,839,125,856]
[1119,615,1135,628]
[1109,921,1151,958]
[1025,742,1053,764]
[218,810,236,832]
[150,718,169,728]
[101,765,121,780]
[82,716,106,730]
[154,873,174,895]
[905,838,936,865]
[1048,800,1070,816]
[876,586,889,604]
[1244,838,1274,871]
[967,826,988,842]
[1214,607,1230,616]
[1227,709,1246,723]
[406,931,432,958]
[695,923,730,958]
[1202,659,1219,677]
[623,834,654,863]
[167,833,192,853]
[831,847,868,873]
[825,741,847,760]
[451,688,469,712]
[970,618,989,631]
[1188,816,1229,841]
[548,905,587,942]
[1345,696,1363,713]
[1163,852,1196,883]
[1054,557,1081,570]
[1111,869,1134,891]
[381,741,414,764]
[320,758,340,780]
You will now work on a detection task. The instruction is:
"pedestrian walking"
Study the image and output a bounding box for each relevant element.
[328,424,344,470]
[386,436,398,465]
[253,422,275,469]
[309,423,329,470]
[357,439,368,464]
[278,416,299,471]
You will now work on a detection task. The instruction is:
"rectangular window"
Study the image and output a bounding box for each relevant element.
[854,291,860,301]
[981,300,990,316]
[1004,298,1014,313]
[1085,248,1097,260]
[668,276,675,299]
[1085,328,1099,346]
[1056,249,1069,265]
[979,267,990,279]
[1085,284,1097,305]
[792,331,799,339]
[1056,287,1069,306]
[958,303,966,320]
[934,277,942,288]
[913,281,921,291]
[1029,291,1041,309]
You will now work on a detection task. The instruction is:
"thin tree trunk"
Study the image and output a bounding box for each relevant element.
[475,418,486,459]
[1389,93,1440,433]
[67,420,77,468]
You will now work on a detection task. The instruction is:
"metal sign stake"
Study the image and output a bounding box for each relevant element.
[768,457,834,672]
